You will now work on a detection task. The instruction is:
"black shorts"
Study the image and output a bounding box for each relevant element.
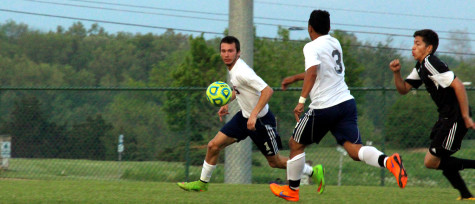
[429,115,468,157]
[292,99,362,145]
[220,110,282,156]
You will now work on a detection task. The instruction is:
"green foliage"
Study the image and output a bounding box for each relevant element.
[163,35,225,142]
[157,140,207,166]
[103,92,168,161]
[0,20,473,166]
[0,95,115,159]
[1,96,67,158]
[67,114,113,160]
[385,92,438,148]
[332,30,364,87]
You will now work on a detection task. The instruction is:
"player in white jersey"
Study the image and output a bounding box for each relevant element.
[270,10,407,202]
[178,36,319,192]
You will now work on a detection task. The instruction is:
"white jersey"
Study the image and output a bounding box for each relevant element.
[303,35,354,109]
[229,58,269,118]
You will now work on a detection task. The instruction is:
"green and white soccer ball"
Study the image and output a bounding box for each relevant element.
[206,81,232,107]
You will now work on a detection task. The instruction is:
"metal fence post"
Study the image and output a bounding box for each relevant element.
[185,94,191,181]
[225,0,253,184]
[380,88,386,186]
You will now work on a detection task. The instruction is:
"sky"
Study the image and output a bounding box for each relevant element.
[1,0,474,57]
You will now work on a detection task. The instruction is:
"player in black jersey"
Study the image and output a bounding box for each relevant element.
[389,29,475,201]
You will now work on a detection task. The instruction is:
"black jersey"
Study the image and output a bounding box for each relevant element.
[405,54,459,117]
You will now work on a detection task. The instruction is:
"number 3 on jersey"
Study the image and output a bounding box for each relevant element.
[332,49,343,74]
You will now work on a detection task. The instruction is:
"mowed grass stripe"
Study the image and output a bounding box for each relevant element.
[0,180,467,204]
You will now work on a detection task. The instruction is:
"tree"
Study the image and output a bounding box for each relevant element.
[445,29,472,61]
[163,35,225,141]
[2,96,66,158]
[67,114,112,160]
[385,92,437,148]
[103,91,169,161]
[332,30,364,87]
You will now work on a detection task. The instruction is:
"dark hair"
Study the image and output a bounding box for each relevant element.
[413,29,439,54]
[220,36,240,52]
[308,10,330,35]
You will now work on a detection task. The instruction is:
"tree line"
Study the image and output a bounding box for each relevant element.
[0,21,473,163]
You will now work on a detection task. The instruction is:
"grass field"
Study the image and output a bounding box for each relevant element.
[0,180,469,204]
[0,142,473,203]
[0,145,473,187]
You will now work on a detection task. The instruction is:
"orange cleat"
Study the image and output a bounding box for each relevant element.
[456,197,475,201]
[269,183,299,202]
[386,153,408,188]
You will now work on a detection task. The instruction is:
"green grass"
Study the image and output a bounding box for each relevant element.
[0,180,469,204]
[0,145,473,188]
[0,146,473,203]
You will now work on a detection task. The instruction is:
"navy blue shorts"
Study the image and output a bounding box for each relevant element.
[292,99,362,145]
[220,110,282,156]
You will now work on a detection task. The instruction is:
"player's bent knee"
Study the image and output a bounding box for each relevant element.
[267,160,285,169]
[267,160,278,168]
[266,156,286,169]
[207,140,221,153]
[424,160,438,169]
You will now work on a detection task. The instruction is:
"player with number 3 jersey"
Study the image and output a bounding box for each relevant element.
[270,10,408,202]
[303,32,353,110]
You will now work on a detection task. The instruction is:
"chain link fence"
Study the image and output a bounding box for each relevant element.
[0,87,473,188]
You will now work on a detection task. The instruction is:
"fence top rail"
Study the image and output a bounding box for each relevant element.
[0,86,474,91]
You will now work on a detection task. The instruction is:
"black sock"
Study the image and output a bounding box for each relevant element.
[442,170,473,198]
[459,158,475,169]
[439,156,475,171]
[289,179,300,191]
[378,154,387,167]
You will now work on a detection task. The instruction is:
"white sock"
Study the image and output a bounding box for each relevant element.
[358,146,384,168]
[200,160,216,182]
[287,153,306,181]
[302,163,313,176]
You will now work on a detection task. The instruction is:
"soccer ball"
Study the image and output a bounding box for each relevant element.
[206,81,232,107]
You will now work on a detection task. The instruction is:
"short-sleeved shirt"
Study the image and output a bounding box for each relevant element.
[229,58,269,118]
[405,54,459,117]
[303,35,354,109]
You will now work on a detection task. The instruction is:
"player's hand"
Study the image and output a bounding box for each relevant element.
[389,59,401,73]
[281,76,295,91]
[463,116,475,129]
[293,103,305,122]
[247,115,257,131]
[218,105,229,122]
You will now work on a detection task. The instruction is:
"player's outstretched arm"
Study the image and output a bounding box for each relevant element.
[281,72,306,90]
[294,66,317,122]
[247,86,273,130]
[451,77,475,129]
[389,59,412,95]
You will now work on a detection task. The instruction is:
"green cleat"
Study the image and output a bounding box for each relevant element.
[311,164,325,194]
[177,180,208,192]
